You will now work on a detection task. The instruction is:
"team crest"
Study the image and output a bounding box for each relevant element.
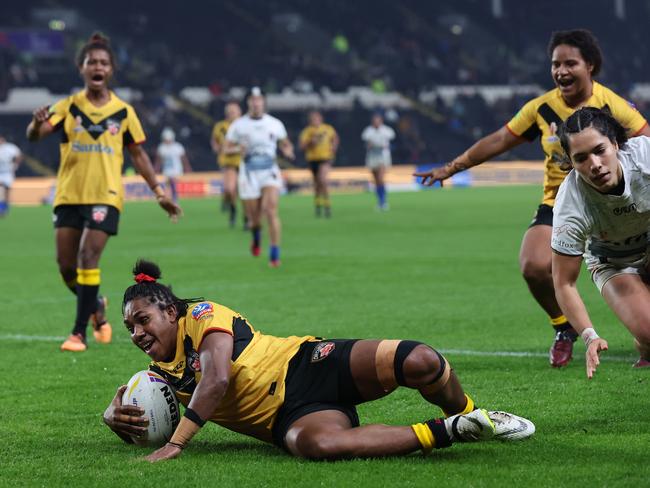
[187,350,201,372]
[73,116,84,133]
[192,302,213,320]
[106,118,121,135]
[311,342,335,363]
[91,205,108,223]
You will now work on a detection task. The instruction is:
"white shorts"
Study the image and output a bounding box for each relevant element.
[0,173,14,187]
[365,154,392,169]
[238,164,283,200]
[587,251,650,293]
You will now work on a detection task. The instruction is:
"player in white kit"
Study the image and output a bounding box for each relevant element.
[552,107,650,378]
[225,87,294,267]
[0,135,23,217]
[155,128,192,202]
[362,114,395,210]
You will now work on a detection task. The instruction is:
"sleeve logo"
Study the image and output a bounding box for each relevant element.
[192,302,214,320]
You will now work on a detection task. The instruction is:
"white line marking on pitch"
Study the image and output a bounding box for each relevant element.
[0,334,636,362]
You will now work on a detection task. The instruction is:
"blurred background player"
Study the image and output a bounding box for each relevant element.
[25,33,182,352]
[0,134,23,217]
[104,259,533,462]
[154,127,192,203]
[553,108,650,378]
[415,29,650,367]
[299,110,339,217]
[362,113,395,211]
[211,101,243,227]
[225,87,294,267]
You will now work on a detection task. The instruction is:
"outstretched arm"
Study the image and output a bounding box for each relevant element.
[552,251,608,379]
[144,332,233,462]
[128,144,182,221]
[414,126,525,186]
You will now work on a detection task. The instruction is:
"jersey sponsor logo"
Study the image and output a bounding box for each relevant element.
[311,341,335,363]
[613,203,637,215]
[553,224,571,236]
[551,238,582,251]
[192,302,214,320]
[71,142,115,155]
[91,205,108,223]
[73,116,84,133]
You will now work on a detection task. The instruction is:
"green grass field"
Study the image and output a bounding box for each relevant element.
[1,186,647,487]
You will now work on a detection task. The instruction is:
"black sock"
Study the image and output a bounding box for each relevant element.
[425,418,453,449]
[72,284,99,338]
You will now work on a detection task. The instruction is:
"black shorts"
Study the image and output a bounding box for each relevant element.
[272,339,363,449]
[308,159,332,178]
[53,204,120,236]
[528,203,553,228]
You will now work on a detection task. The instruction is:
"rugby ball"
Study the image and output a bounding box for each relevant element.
[122,370,180,447]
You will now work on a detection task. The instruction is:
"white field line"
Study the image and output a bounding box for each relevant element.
[0,334,637,363]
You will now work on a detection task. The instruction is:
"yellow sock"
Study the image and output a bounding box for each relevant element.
[77,268,101,286]
[411,423,435,454]
[443,394,475,418]
[550,315,568,328]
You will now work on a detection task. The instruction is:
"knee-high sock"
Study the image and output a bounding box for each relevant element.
[72,268,100,338]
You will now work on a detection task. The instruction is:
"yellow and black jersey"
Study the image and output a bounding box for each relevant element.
[506,82,647,206]
[299,124,337,162]
[149,301,315,443]
[47,90,146,211]
[212,120,241,168]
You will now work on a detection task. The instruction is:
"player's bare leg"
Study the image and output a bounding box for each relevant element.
[317,162,332,217]
[520,225,577,367]
[261,186,281,266]
[223,167,238,227]
[602,274,650,367]
[284,340,495,459]
[244,198,262,257]
[371,166,388,210]
[56,227,82,294]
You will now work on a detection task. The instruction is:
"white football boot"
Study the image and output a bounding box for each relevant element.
[487,411,535,441]
[444,408,496,442]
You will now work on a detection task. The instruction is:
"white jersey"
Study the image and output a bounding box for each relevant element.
[552,136,650,265]
[157,142,186,177]
[226,114,287,170]
[0,142,21,186]
[362,124,395,167]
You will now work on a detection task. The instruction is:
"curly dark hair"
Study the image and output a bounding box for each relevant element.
[122,259,203,320]
[558,107,628,160]
[76,31,116,68]
[547,29,603,77]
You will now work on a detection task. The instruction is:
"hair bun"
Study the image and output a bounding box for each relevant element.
[132,259,162,282]
[88,32,110,46]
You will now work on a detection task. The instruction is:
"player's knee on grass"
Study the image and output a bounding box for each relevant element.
[291,430,349,460]
[402,345,445,387]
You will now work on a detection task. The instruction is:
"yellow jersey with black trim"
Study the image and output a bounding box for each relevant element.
[47,90,146,211]
[506,82,647,206]
[212,120,241,168]
[149,301,315,443]
[299,123,337,161]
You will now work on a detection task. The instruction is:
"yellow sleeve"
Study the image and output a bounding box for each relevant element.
[212,123,220,142]
[506,99,542,141]
[47,97,70,129]
[606,91,648,136]
[185,302,237,350]
[124,106,146,146]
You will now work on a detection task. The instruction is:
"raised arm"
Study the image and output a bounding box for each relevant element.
[128,144,182,221]
[414,126,526,186]
[145,332,233,462]
[552,251,608,378]
[26,105,56,141]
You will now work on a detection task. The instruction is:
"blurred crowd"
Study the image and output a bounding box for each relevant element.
[2,0,649,175]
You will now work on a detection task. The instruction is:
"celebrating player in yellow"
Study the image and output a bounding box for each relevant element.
[211,101,242,227]
[26,33,182,353]
[103,259,534,462]
[299,110,339,217]
[415,29,650,368]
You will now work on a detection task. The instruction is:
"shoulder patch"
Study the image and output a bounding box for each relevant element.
[192,302,214,320]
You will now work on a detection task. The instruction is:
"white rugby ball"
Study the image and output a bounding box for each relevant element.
[122,370,180,447]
